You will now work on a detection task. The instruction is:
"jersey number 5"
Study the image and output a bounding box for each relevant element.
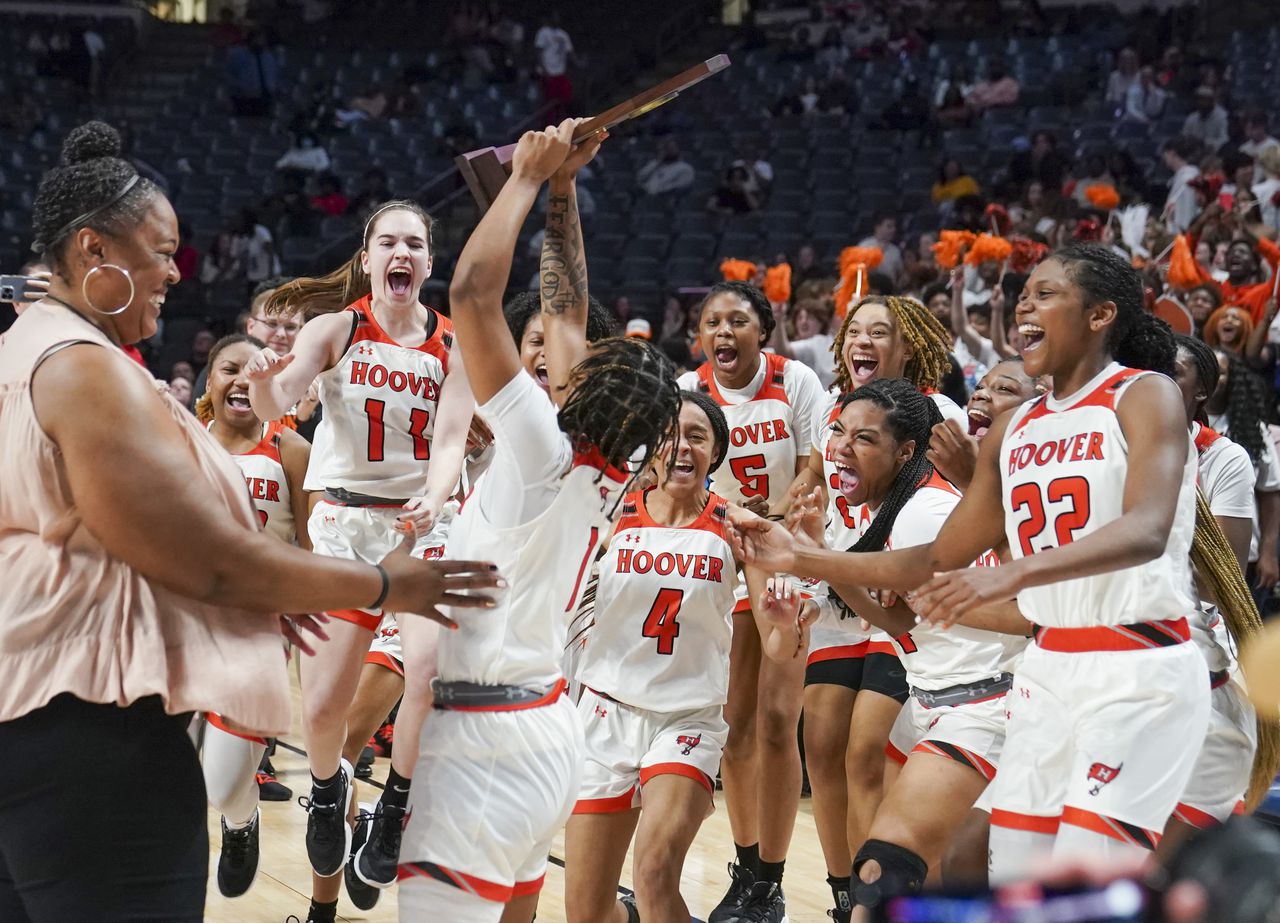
[365,398,431,462]
[642,588,685,655]
[730,454,769,500]
[1010,476,1091,556]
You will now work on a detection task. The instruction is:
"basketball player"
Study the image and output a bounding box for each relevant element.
[245,201,475,892]
[786,294,961,920]
[396,121,680,923]
[564,390,740,923]
[676,280,825,923]
[731,244,1209,888]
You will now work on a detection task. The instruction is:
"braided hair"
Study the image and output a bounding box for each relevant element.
[832,295,952,394]
[678,389,730,474]
[194,334,266,424]
[839,378,946,553]
[263,200,434,318]
[31,121,161,271]
[558,337,681,474]
[1213,349,1273,464]
[1189,487,1280,809]
[502,292,620,346]
[1175,334,1220,424]
[698,281,777,344]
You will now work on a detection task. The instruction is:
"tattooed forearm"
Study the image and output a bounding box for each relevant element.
[540,185,588,316]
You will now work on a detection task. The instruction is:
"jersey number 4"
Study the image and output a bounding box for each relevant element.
[642,588,685,655]
[1010,476,1091,556]
[364,398,431,462]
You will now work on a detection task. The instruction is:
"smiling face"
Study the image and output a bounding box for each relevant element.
[360,208,432,308]
[1225,242,1257,280]
[654,401,719,499]
[1186,287,1219,327]
[828,400,914,509]
[1214,306,1249,347]
[1015,257,1113,380]
[842,301,912,389]
[206,340,261,432]
[966,360,1039,437]
[519,313,549,392]
[698,290,766,388]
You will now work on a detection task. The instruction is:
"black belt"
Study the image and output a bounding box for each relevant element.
[431,678,567,712]
[911,673,1013,709]
[323,487,410,507]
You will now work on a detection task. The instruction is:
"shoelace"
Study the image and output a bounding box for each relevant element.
[224,822,255,859]
[741,883,782,922]
[354,805,405,852]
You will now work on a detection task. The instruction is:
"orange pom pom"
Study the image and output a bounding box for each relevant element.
[719,258,758,282]
[1008,236,1049,274]
[1167,234,1204,290]
[931,230,976,269]
[964,234,1013,266]
[1084,184,1121,211]
[763,263,792,304]
[832,247,883,319]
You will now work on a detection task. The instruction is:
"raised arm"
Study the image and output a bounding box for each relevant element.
[540,122,607,406]
[949,266,986,358]
[246,310,350,421]
[450,124,574,405]
[402,348,475,529]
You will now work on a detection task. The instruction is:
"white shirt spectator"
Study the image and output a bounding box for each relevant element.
[787,334,836,389]
[534,26,573,77]
[1105,70,1139,106]
[1166,163,1201,233]
[1242,135,1280,184]
[231,224,280,282]
[1122,79,1165,123]
[1253,177,1280,231]
[857,235,904,282]
[275,145,331,174]
[83,29,105,59]
[1183,105,1230,153]
[637,158,695,197]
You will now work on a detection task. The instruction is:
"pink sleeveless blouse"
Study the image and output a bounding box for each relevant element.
[0,302,291,734]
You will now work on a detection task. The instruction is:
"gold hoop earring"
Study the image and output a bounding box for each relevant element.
[82,263,134,316]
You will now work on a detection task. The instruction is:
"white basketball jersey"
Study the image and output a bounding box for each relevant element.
[214,419,295,544]
[577,490,738,711]
[846,473,1011,690]
[305,297,453,498]
[1001,363,1197,629]
[437,449,629,689]
[679,352,810,507]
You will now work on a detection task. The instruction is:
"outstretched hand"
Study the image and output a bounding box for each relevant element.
[784,486,826,549]
[243,346,295,381]
[912,564,1020,628]
[280,613,330,656]
[727,507,798,572]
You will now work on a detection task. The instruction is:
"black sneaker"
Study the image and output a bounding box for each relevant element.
[708,862,755,923]
[257,768,293,802]
[299,761,352,878]
[354,801,405,888]
[343,802,381,910]
[216,809,260,898]
[355,745,375,780]
[739,881,788,923]
[621,892,641,922]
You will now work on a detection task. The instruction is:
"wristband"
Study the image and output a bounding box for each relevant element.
[369,563,390,610]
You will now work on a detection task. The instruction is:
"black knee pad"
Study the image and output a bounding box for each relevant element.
[852,839,928,907]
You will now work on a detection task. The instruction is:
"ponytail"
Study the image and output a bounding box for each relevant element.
[1113,310,1177,377]
[263,199,434,319]
[1189,488,1280,810]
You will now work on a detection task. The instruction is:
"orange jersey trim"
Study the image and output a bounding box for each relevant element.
[1172,801,1221,830]
[206,712,269,746]
[695,351,792,406]
[573,788,637,815]
[364,650,404,677]
[347,296,454,367]
[1060,806,1160,850]
[885,740,909,766]
[327,608,383,632]
[1032,617,1190,653]
[912,740,997,782]
[615,488,732,540]
[640,761,714,795]
[398,860,514,903]
[807,641,870,666]
[990,808,1061,835]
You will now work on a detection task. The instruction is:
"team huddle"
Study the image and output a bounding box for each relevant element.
[195,119,1272,923]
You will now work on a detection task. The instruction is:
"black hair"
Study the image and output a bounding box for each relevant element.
[678,389,730,474]
[698,281,777,342]
[1213,349,1273,464]
[939,354,969,407]
[866,271,896,296]
[836,378,945,553]
[937,157,964,185]
[502,292,620,346]
[922,281,949,305]
[1162,135,1199,161]
[558,337,681,473]
[31,121,161,269]
[871,209,897,228]
[251,275,293,300]
[193,333,267,423]
[1051,243,1173,371]
[1175,333,1219,422]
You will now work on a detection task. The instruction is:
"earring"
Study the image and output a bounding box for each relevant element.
[82,263,134,316]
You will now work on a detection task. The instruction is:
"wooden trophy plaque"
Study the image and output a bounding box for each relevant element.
[456,54,731,212]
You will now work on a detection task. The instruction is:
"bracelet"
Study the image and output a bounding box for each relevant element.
[369,563,390,610]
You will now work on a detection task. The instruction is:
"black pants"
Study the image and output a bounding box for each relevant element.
[0,694,207,921]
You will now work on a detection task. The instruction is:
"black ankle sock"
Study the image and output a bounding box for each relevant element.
[310,768,343,800]
[827,874,852,911]
[758,859,785,885]
[735,842,760,876]
[308,898,338,923]
[382,768,411,810]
